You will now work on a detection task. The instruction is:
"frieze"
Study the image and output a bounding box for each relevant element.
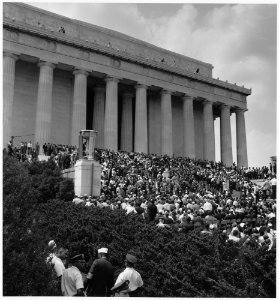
[168,74,174,83]
[214,87,227,97]
[42,40,57,51]
[231,92,242,101]
[142,67,149,76]
[79,50,90,60]
[226,90,232,98]
[4,29,19,42]
[110,58,121,68]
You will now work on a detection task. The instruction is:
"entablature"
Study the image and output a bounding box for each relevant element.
[3,3,251,98]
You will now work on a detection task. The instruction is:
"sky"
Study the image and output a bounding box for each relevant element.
[29,2,277,168]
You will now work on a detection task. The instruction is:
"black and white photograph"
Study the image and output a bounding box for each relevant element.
[2,1,276,297]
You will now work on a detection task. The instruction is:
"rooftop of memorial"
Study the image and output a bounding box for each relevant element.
[4,2,251,96]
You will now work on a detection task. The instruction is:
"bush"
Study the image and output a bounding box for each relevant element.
[4,199,275,297]
[3,154,276,297]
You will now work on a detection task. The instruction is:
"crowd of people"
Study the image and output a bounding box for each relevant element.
[70,148,277,251]
[5,139,277,295]
[47,241,143,297]
[6,139,79,169]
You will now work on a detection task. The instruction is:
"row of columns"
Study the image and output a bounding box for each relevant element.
[3,52,248,167]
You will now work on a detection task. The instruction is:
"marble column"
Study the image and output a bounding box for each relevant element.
[220,104,233,166]
[236,108,248,168]
[35,61,55,153]
[134,84,148,153]
[3,52,18,147]
[104,77,119,151]
[203,100,215,161]
[182,95,195,158]
[71,69,89,147]
[93,86,105,149]
[121,92,133,152]
[161,90,173,156]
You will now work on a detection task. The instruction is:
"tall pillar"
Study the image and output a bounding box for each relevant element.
[3,52,18,147]
[161,90,173,156]
[35,61,55,152]
[104,77,119,151]
[121,92,133,152]
[203,100,215,161]
[182,95,195,158]
[220,104,233,166]
[71,69,89,146]
[134,84,148,153]
[93,86,105,149]
[236,108,248,168]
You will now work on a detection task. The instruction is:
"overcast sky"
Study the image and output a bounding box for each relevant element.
[29,2,277,168]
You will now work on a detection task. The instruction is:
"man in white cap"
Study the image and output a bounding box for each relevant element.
[84,247,114,296]
[111,253,143,297]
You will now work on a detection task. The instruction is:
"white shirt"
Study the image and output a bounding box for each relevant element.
[61,266,84,296]
[126,204,137,214]
[114,267,143,292]
[203,202,212,211]
[52,256,65,278]
[73,198,84,205]
[270,178,277,186]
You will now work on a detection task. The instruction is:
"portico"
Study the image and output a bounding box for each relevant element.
[3,3,251,167]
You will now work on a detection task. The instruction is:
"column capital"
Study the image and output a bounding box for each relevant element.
[38,61,56,69]
[221,104,231,109]
[235,107,248,114]
[221,104,231,113]
[161,89,173,96]
[135,83,148,90]
[105,76,120,83]
[182,94,194,101]
[203,99,214,106]
[73,69,89,76]
[3,51,19,61]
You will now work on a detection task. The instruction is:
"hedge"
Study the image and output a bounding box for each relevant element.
[3,154,276,297]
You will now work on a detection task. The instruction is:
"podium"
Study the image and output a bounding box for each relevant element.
[74,130,101,196]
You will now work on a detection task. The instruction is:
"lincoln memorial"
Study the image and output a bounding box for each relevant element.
[3,3,251,167]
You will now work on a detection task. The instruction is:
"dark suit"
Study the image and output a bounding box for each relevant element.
[86,257,114,296]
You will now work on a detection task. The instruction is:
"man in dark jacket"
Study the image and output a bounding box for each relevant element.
[84,247,114,296]
[147,199,157,222]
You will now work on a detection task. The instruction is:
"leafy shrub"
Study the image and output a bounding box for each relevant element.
[4,199,275,297]
[3,154,276,297]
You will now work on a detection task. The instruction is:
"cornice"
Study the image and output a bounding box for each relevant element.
[3,18,252,96]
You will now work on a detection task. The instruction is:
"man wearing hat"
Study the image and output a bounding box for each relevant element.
[111,254,143,297]
[61,254,85,296]
[84,247,114,297]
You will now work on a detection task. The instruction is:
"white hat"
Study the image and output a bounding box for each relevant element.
[98,247,108,254]
[48,240,56,248]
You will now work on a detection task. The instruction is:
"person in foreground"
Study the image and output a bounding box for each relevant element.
[61,254,85,296]
[84,247,114,296]
[111,254,143,297]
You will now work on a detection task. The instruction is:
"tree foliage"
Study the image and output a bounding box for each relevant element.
[3,154,276,297]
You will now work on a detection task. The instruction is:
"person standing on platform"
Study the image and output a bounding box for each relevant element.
[270,175,277,200]
[84,247,114,296]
